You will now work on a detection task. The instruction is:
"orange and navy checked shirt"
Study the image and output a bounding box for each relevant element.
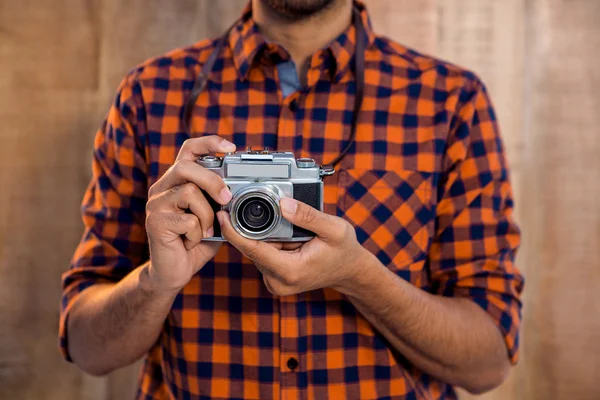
[60,2,524,399]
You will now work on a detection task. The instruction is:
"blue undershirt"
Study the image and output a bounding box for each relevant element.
[276,60,302,99]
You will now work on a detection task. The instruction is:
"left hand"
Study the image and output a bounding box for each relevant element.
[217,198,370,296]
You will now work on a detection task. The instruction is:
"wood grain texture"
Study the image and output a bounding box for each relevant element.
[0,1,598,399]
[92,2,248,397]
[520,0,600,399]
[437,0,526,171]
[99,0,246,96]
[366,0,438,54]
[434,4,528,398]
[0,0,99,90]
[0,90,99,399]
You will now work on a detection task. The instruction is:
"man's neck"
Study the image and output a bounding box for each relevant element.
[252,0,353,82]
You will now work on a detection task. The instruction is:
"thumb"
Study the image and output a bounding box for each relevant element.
[279,198,337,239]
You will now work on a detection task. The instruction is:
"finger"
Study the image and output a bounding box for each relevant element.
[264,242,303,251]
[149,160,232,205]
[176,184,216,238]
[147,212,203,249]
[281,242,303,251]
[176,135,236,162]
[216,211,285,275]
[147,183,215,238]
[264,242,285,250]
[279,198,341,240]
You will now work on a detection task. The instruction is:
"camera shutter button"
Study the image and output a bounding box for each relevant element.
[297,158,316,168]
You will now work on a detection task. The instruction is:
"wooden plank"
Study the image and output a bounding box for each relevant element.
[436,0,526,172]
[94,2,247,397]
[367,0,438,54]
[199,0,250,35]
[98,0,247,96]
[0,0,99,90]
[519,0,600,399]
[431,3,528,398]
[99,0,199,94]
[0,90,99,400]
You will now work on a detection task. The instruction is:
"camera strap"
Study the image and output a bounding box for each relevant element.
[184,6,367,168]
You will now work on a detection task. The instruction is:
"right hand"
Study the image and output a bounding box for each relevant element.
[145,135,236,292]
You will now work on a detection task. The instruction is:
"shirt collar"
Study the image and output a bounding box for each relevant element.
[228,0,376,83]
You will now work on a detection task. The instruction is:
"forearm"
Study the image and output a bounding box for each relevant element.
[337,252,510,394]
[67,262,178,376]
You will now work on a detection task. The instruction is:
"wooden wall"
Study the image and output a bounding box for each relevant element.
[0,0,598,399]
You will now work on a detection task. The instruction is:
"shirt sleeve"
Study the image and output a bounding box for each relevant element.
[59,75,149,362]
[428,76,524,364]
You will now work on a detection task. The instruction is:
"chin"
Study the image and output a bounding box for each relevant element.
[260,0,338,20]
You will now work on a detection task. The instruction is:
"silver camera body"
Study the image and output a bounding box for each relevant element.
[197,148,334,242]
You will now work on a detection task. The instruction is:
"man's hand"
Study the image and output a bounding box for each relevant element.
[217,198,370,296]
[145,135,236,292]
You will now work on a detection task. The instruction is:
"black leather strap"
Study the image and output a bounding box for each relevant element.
[183,7,367,168]
[328,6,366,168]
[183,34,227,134]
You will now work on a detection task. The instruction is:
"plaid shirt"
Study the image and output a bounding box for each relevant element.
[60,2,524,399]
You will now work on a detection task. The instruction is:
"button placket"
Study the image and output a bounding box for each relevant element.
[279,296,301,399]
[277,93,300,153]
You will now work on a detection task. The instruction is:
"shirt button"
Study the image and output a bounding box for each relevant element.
[287,357,299,371]
[289,99,299,112]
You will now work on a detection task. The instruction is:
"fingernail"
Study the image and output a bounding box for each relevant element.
[281,198,298,214]
[222,139,236,152]
[216,212,224,225]
[220,187,232,203]
[205,227,214,238]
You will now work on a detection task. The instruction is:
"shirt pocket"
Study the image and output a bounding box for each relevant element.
[337,168,435,274]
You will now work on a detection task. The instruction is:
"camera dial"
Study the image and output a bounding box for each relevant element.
[197,155,222,168]
[297,158,316,168]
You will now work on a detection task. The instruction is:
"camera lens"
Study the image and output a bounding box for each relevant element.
[229,187,282,240]
[238,197,275,233]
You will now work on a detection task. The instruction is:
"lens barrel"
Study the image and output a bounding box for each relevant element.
[239,197,274,232]
[229,187,281,240]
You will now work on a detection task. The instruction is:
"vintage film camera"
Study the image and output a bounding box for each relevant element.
[197,148,335,241]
